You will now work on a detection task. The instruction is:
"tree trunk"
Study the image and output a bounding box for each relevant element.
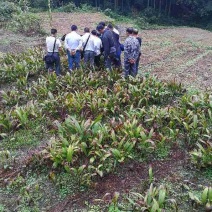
[168,0,172,17]
[165,0,168,15]
[159,0,162,14]
[147,0,150,7]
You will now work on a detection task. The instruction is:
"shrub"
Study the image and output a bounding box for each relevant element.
[28,0,48,10]
[141,7,159,24]
[56,2,76,13]
[8,13,44,36]
[79,3,95,12]
[0,1,21,22]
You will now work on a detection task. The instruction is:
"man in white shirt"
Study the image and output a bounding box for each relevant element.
[91,30,102,68]
[45,28,62,76]
[81,27,95,67]
[64,25,82,72]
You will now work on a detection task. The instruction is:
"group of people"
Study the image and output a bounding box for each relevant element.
[45,21,142,78]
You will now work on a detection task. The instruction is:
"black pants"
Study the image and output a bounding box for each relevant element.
[94,55,101,68]
[45,52,61,76]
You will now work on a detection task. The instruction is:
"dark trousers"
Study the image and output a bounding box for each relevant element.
[124,60,137,77]
[45,52,61,76]
[84,50,95,67]
[104,52,117,71]
[94,55,101,68]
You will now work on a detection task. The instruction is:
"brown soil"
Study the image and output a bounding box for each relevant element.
[40,12,113,36]
[48,148,186,212]
[140,27,212,91]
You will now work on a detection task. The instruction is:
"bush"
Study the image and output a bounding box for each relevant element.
[56,2,76,12]
[8,13,44,36]
[28,0,48,10]
[0,1,21,22]
[79,3,95,12]
[141,8,159,24]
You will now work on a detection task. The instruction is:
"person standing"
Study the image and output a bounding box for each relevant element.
[124,27,140,78]
[108,23,121,68]
[81,27,95,68]
[45,28,62,76]
[133,28,142,75]
[91,30,102,68]
[96,24,116,71]
[64,25,82,72]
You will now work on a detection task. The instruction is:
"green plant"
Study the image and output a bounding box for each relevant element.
[0,1,21,22]
[189,186,212,210]
[190,140,212,168]
[56,2,76,12]
[127,183,177,211]
[8,12,43,36]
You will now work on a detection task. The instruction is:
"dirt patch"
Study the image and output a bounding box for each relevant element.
[140,27,212,91]
[40,12,113,36]
[49,148,186,212]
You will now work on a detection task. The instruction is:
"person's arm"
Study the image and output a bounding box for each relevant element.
[64,35,70,51]
[102,35,110,57]
[57,39,62,52]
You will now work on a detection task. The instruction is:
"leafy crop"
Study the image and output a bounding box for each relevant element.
[0,47,212,211]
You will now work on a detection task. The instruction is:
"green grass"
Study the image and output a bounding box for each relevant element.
[0,119,47,151]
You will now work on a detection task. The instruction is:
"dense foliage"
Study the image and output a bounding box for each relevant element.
[26,0,212,27]
[0,46,212,211]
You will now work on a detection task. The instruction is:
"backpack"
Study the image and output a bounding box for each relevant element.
[61,34,66,42]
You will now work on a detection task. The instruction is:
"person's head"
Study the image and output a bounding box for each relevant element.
[96,24,105,34]
[51,28,57,35]
[99,21,106,27]
[71,25,78,31]
[132,28,139,36]
[84,27,90,33]
[91,30,97,36]
[107,23,113,30]
[126,27,133,36]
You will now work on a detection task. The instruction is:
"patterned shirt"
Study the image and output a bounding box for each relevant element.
[124,35,140,61]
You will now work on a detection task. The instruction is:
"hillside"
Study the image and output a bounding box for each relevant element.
[1,12,211,91]
[0,12,212,212]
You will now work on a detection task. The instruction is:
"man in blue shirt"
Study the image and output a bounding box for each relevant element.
[64,25,82,73]
[96,24,116,71]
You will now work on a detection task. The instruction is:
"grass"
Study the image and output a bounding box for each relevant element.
[0,119,47,151]
[0,10,211,212]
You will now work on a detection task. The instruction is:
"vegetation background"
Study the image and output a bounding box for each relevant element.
[0,0,211,212]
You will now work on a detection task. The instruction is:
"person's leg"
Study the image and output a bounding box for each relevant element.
[94,55,101,68]
[124,60,130,78]
[131,63,137,77]
[90,51,95,68]
[54,53,61,76]
[105,55,112,71]
[74,51,81,69]
[67,50,73,72]
[84,51,89,66]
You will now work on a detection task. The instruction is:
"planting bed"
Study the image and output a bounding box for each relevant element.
[0,12,211,212]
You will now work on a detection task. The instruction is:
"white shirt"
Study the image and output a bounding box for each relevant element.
[81,33,95,52]
[46,36,61,53]
[93,36,102,56]
[113,28,119,35]
[64,31,82,50]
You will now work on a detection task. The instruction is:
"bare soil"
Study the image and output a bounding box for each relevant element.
[48,148,186,212]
